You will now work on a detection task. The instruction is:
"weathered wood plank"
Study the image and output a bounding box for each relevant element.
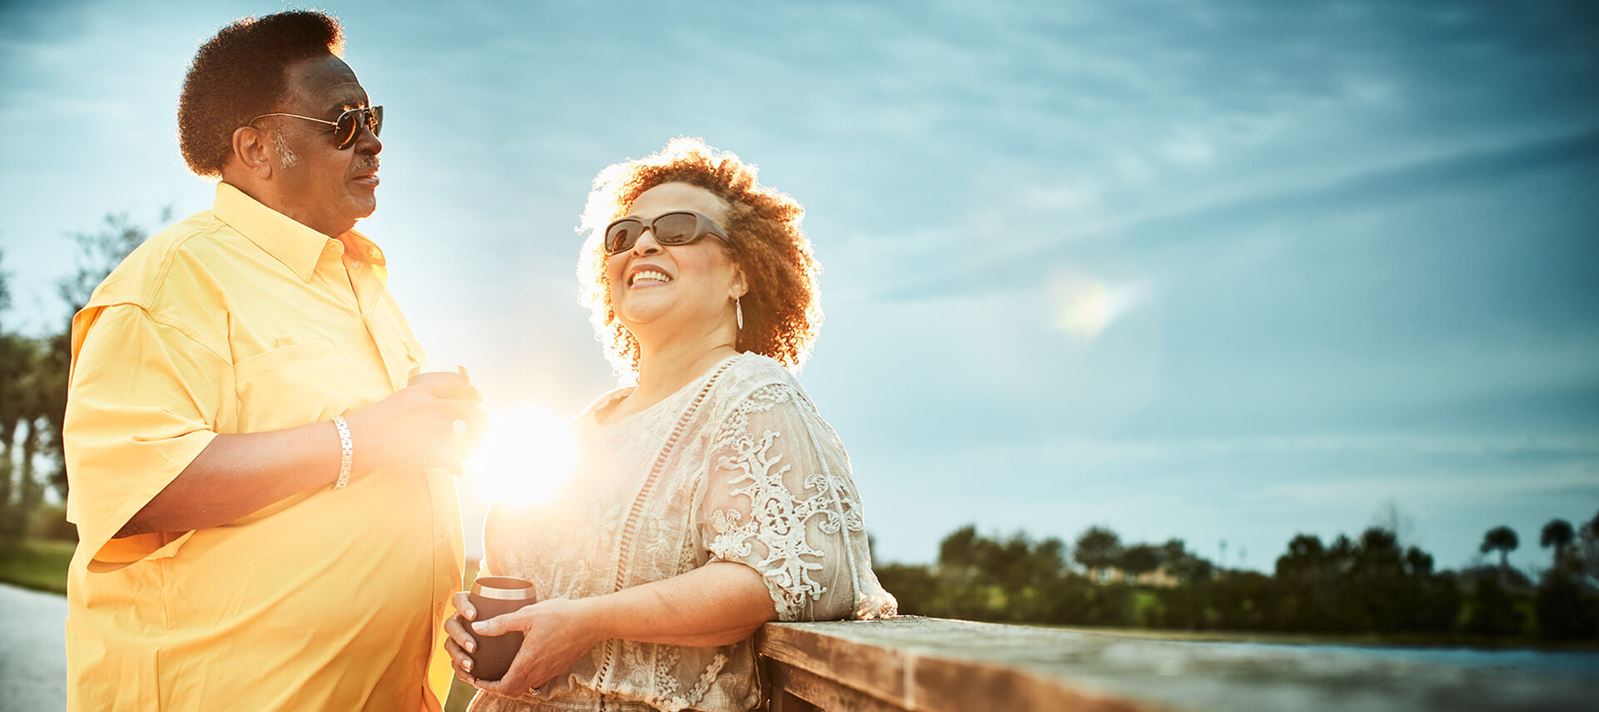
[759,618,1157,711]
[766,661,905,712]
[756,617,1599,712]
[758,620,909,706]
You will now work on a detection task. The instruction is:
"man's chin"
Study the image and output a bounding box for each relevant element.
[344,193,378,220]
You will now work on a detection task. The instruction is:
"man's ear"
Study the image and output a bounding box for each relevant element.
[230,125,274,178]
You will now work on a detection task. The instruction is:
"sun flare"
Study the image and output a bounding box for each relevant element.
[464,405,577,508]
[1049,270,1148,342]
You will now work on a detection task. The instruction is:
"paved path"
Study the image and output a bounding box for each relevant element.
[0,584,67,712]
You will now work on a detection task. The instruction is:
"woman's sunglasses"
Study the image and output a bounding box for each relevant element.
[248,105,383,150]
[604,211,729,255]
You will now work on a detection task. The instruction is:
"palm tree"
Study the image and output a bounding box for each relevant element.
[1480,526,1519,582]
[1540,519,1575,570]
[1,256,22,537]
[0,332,47,538]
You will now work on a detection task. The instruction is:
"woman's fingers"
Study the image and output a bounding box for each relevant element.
[452,591,476,620]
[471,609,529,637]
[472,625,539,694]
[444,615,476,652]
[477,651,537,696]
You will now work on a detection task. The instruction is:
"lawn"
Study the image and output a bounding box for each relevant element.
[0,538,74,595]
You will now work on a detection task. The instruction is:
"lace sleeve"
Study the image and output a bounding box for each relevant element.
[695,383,897,622]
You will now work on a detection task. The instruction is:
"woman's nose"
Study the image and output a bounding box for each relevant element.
[632,228,662,254]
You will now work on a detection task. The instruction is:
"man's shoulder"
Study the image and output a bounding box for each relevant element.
[85,210,236,310]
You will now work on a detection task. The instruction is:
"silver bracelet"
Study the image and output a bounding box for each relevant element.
[332,416,353,489]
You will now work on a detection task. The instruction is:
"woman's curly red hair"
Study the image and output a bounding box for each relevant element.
[578,138,822,375]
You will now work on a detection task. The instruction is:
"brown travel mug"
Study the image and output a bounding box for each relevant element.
[464,576,537,681]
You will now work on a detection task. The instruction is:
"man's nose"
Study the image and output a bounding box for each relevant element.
[356,125,382,156]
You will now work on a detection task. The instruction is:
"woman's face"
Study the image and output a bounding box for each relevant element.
[606,182,745,347]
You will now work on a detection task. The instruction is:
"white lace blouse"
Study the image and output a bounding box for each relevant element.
[470,353,897,712]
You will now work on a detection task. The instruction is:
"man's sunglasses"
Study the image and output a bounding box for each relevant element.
[604,211,729,255]
[249,105,383,150]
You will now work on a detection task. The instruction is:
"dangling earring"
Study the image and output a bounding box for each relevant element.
[735,297,744,331]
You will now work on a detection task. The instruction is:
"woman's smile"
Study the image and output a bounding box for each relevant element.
[627,268,673,288]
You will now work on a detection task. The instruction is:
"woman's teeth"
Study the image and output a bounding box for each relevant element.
[630,270,671,286]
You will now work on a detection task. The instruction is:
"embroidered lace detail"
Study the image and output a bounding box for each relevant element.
[707,383,871,620]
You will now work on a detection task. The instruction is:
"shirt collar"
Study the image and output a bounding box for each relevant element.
[212,182,386,282]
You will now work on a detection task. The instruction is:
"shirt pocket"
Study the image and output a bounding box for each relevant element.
[233,337,355,433]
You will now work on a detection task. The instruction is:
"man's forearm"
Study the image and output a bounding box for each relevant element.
[114,421,341,538]
[584,561,777,647]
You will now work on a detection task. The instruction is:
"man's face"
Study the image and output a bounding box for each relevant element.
[268,54,381,236]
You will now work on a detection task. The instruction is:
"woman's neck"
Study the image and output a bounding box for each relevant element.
[633,331,739,406]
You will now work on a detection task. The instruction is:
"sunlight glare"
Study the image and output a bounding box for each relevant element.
[464,405,577,508]
[1049,270,1148,341]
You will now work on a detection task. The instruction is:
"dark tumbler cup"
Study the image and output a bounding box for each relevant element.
[464,576,537,681]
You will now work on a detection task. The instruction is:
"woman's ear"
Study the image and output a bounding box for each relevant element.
[730,266,749,300]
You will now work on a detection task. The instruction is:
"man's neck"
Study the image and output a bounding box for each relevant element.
[220,177,350,238]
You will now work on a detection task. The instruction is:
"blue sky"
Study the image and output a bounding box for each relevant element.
[2,0,1596,571]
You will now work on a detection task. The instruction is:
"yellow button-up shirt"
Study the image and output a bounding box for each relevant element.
[63,182,463,711]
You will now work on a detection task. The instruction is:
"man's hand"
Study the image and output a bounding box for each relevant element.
[443,590,481,680]
[343,372,484,475]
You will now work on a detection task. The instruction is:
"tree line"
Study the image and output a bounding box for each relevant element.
[0,213,152,540]
[875,513,1599,642]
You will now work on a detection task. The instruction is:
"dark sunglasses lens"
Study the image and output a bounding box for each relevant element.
[654,213,698,244]
[606,221,641,253]
[334,111,360,148]
[333,107,381,148]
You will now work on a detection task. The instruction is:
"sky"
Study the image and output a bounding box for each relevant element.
[2,0,1597,572]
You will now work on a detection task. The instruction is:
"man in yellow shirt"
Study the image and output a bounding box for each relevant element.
[63,11,482,710]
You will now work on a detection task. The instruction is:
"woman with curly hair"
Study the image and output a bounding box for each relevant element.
[444,138,896,711]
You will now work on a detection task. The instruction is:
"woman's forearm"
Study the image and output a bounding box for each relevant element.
[584,561,776,647]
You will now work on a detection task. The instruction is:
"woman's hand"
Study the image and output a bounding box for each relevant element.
[440,563,775,693]
[457,596,606,697]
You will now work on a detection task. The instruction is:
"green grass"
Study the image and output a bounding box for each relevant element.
[0,537,74,595]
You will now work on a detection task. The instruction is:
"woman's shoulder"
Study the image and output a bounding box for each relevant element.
[577,385,635,423]
[718,352,805,397]
[727,350,799,381]
[701,352,818,424]
[702,353,850,457]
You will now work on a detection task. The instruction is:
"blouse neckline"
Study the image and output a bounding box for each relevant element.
[588,352,747,428]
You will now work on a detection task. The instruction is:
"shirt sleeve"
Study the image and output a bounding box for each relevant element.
[695,383,898,622]
[64,304,224,571]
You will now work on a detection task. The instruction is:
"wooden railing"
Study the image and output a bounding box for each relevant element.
[755,617,1597,711]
